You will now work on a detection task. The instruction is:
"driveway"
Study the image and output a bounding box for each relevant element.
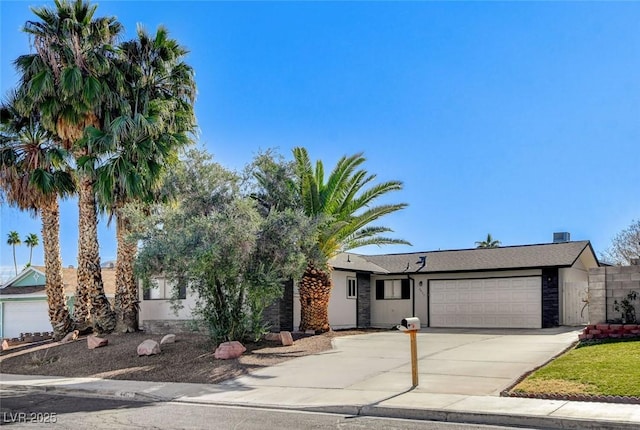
[223,327,580,396]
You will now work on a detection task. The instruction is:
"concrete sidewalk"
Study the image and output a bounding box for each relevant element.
[2,329,639,429]
[2,373,639,429]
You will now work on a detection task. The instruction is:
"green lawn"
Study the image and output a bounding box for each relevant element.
[513,340,640,397]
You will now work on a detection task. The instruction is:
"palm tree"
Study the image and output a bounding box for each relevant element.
[92,25,196,332]
[292,147,410,332]
[6,231,21,276]
[475,233,501,248]
[0,97,75,339]
[15,0,123,333]
[24,233,39,266]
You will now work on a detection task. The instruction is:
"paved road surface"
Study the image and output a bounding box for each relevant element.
[0,389,533,430]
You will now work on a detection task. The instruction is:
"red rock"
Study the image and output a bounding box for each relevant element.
[280,331,294,346]
[609,324,623,331]
[137,339,161,356]
[596,324,610,331]
[609,333,621,338]
[87,335,108,349]
[214,341,246,359]
[590,329,601,335]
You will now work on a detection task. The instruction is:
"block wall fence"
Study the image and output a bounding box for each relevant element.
[588,265,640,324]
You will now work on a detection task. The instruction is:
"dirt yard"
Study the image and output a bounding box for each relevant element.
[0,330,375,384]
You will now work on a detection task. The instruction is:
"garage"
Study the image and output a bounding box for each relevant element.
[1,299,51,339]
[429,277,541,328]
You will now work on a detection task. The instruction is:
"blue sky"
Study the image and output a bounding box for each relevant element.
[1,0,639,279]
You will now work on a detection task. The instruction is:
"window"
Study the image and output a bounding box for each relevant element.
[347,277,357,299]
[375,279,410,300]
[143,278,187,300]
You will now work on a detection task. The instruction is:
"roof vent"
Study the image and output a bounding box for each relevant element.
[553,232,570,243]
[631,258,639,266]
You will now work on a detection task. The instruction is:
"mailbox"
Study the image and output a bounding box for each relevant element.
[400,317,420,331]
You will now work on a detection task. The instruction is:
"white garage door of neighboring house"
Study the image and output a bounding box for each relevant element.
[2,300,51,338]
[430,277,541,329]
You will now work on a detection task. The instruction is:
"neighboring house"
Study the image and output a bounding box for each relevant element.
[0,266,116,339]
[139,235,599,333]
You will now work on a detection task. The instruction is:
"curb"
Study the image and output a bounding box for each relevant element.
[0,383,167,403]
[360,405,640,430]
[3,382,638,430]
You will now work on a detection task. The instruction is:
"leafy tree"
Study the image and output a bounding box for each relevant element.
[602,219,640,265]
[0,97,75,339]
[15,0,123,333]
[475,233,501,248]
[291,147,410,332]
[24,233,39,266]
[6,231,21,276]
[92,25,197,332]
[135,149,314,343]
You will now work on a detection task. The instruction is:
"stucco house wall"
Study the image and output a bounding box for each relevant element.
[139,278,199,333]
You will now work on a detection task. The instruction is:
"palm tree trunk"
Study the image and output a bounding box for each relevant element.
[298,262,332,333]
[114,210,139,332]
[41,199,74,340]
[12,246,18,276]
[76,173,116,334]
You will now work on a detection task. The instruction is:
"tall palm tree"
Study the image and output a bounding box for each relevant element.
[93,25,197,332]
[0,97,75,339]
[6,231,21,276]
[15,0,123,333]
[475,233,501,248]
[292,147,410,332]
[24,233,39,266]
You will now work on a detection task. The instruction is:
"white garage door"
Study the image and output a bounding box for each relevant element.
[430,277,541,328]
[2,300,51,338]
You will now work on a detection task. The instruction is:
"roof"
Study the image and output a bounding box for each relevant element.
[328,253,389,274]
[331,241,596,274]
[0,266,116,295]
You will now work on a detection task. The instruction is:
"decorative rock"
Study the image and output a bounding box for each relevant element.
[137,339,161,356]
[279,331,294,346]
[87,335,108,349]
[60,330,79,344]
[264,333,280,342]
[160,334,176,345]
[214,341,246,359]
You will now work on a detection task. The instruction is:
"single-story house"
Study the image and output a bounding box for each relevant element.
[0,266,116,339]
[311,238,598,330]
[139,235,599,333]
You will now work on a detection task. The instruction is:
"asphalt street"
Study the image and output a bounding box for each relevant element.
[0,389,534,430]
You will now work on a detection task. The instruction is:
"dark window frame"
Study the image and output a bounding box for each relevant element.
[375,279,410,300]
[347,277,357,299]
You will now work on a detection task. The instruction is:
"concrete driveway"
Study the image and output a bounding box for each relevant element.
[223,327,580,396]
